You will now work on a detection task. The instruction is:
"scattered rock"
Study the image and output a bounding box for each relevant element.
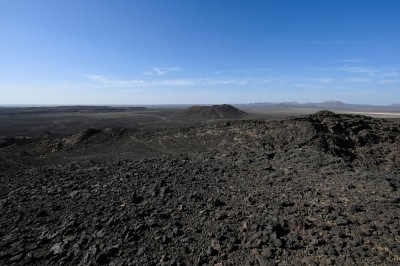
[1,112,399,265]
[210,239,221,251]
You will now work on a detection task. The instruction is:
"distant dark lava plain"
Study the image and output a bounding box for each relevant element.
[0,111,399,265]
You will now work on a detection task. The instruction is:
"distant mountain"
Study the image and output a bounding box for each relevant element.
[180,104,247,119]
[321,100,345,106]
[242,101,400,111]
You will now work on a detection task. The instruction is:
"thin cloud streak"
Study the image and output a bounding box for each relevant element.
[82,74,147,86]
[337,66,378,75]
[329,59,365,63]
[143,67,182,75]
[82,74,253,87]
[337,66,400,76]
[81,67,400,95]
[216,68,275,74]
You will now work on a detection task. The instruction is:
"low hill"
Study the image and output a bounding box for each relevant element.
[179,104,247,119]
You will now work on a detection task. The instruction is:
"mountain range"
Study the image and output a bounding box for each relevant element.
[241,100,400,111]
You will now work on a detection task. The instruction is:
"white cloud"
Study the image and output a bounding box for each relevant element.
[82,74,252,87]
[82,74,112,83]
[143,67,181,75]
[337,66,377,75]
[337,66,400,76]
[82,74,146,86]
[201,78,249,85]
[215,68,275,74]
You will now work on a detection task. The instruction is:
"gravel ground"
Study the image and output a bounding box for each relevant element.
[0,111,399,265]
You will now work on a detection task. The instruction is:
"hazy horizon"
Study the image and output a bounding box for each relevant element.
[1,100,400,108]
[1,0,399,105]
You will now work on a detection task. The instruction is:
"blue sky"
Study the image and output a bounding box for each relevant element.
[1,0,399,105]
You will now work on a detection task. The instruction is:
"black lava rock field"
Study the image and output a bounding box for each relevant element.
[0,111,399,265]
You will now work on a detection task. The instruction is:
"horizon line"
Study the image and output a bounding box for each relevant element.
[1,101,400,108]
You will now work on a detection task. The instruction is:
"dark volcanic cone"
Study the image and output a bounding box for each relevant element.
[179,104,247,119]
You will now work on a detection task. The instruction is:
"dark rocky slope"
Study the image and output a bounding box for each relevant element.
[0,111,399,265]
